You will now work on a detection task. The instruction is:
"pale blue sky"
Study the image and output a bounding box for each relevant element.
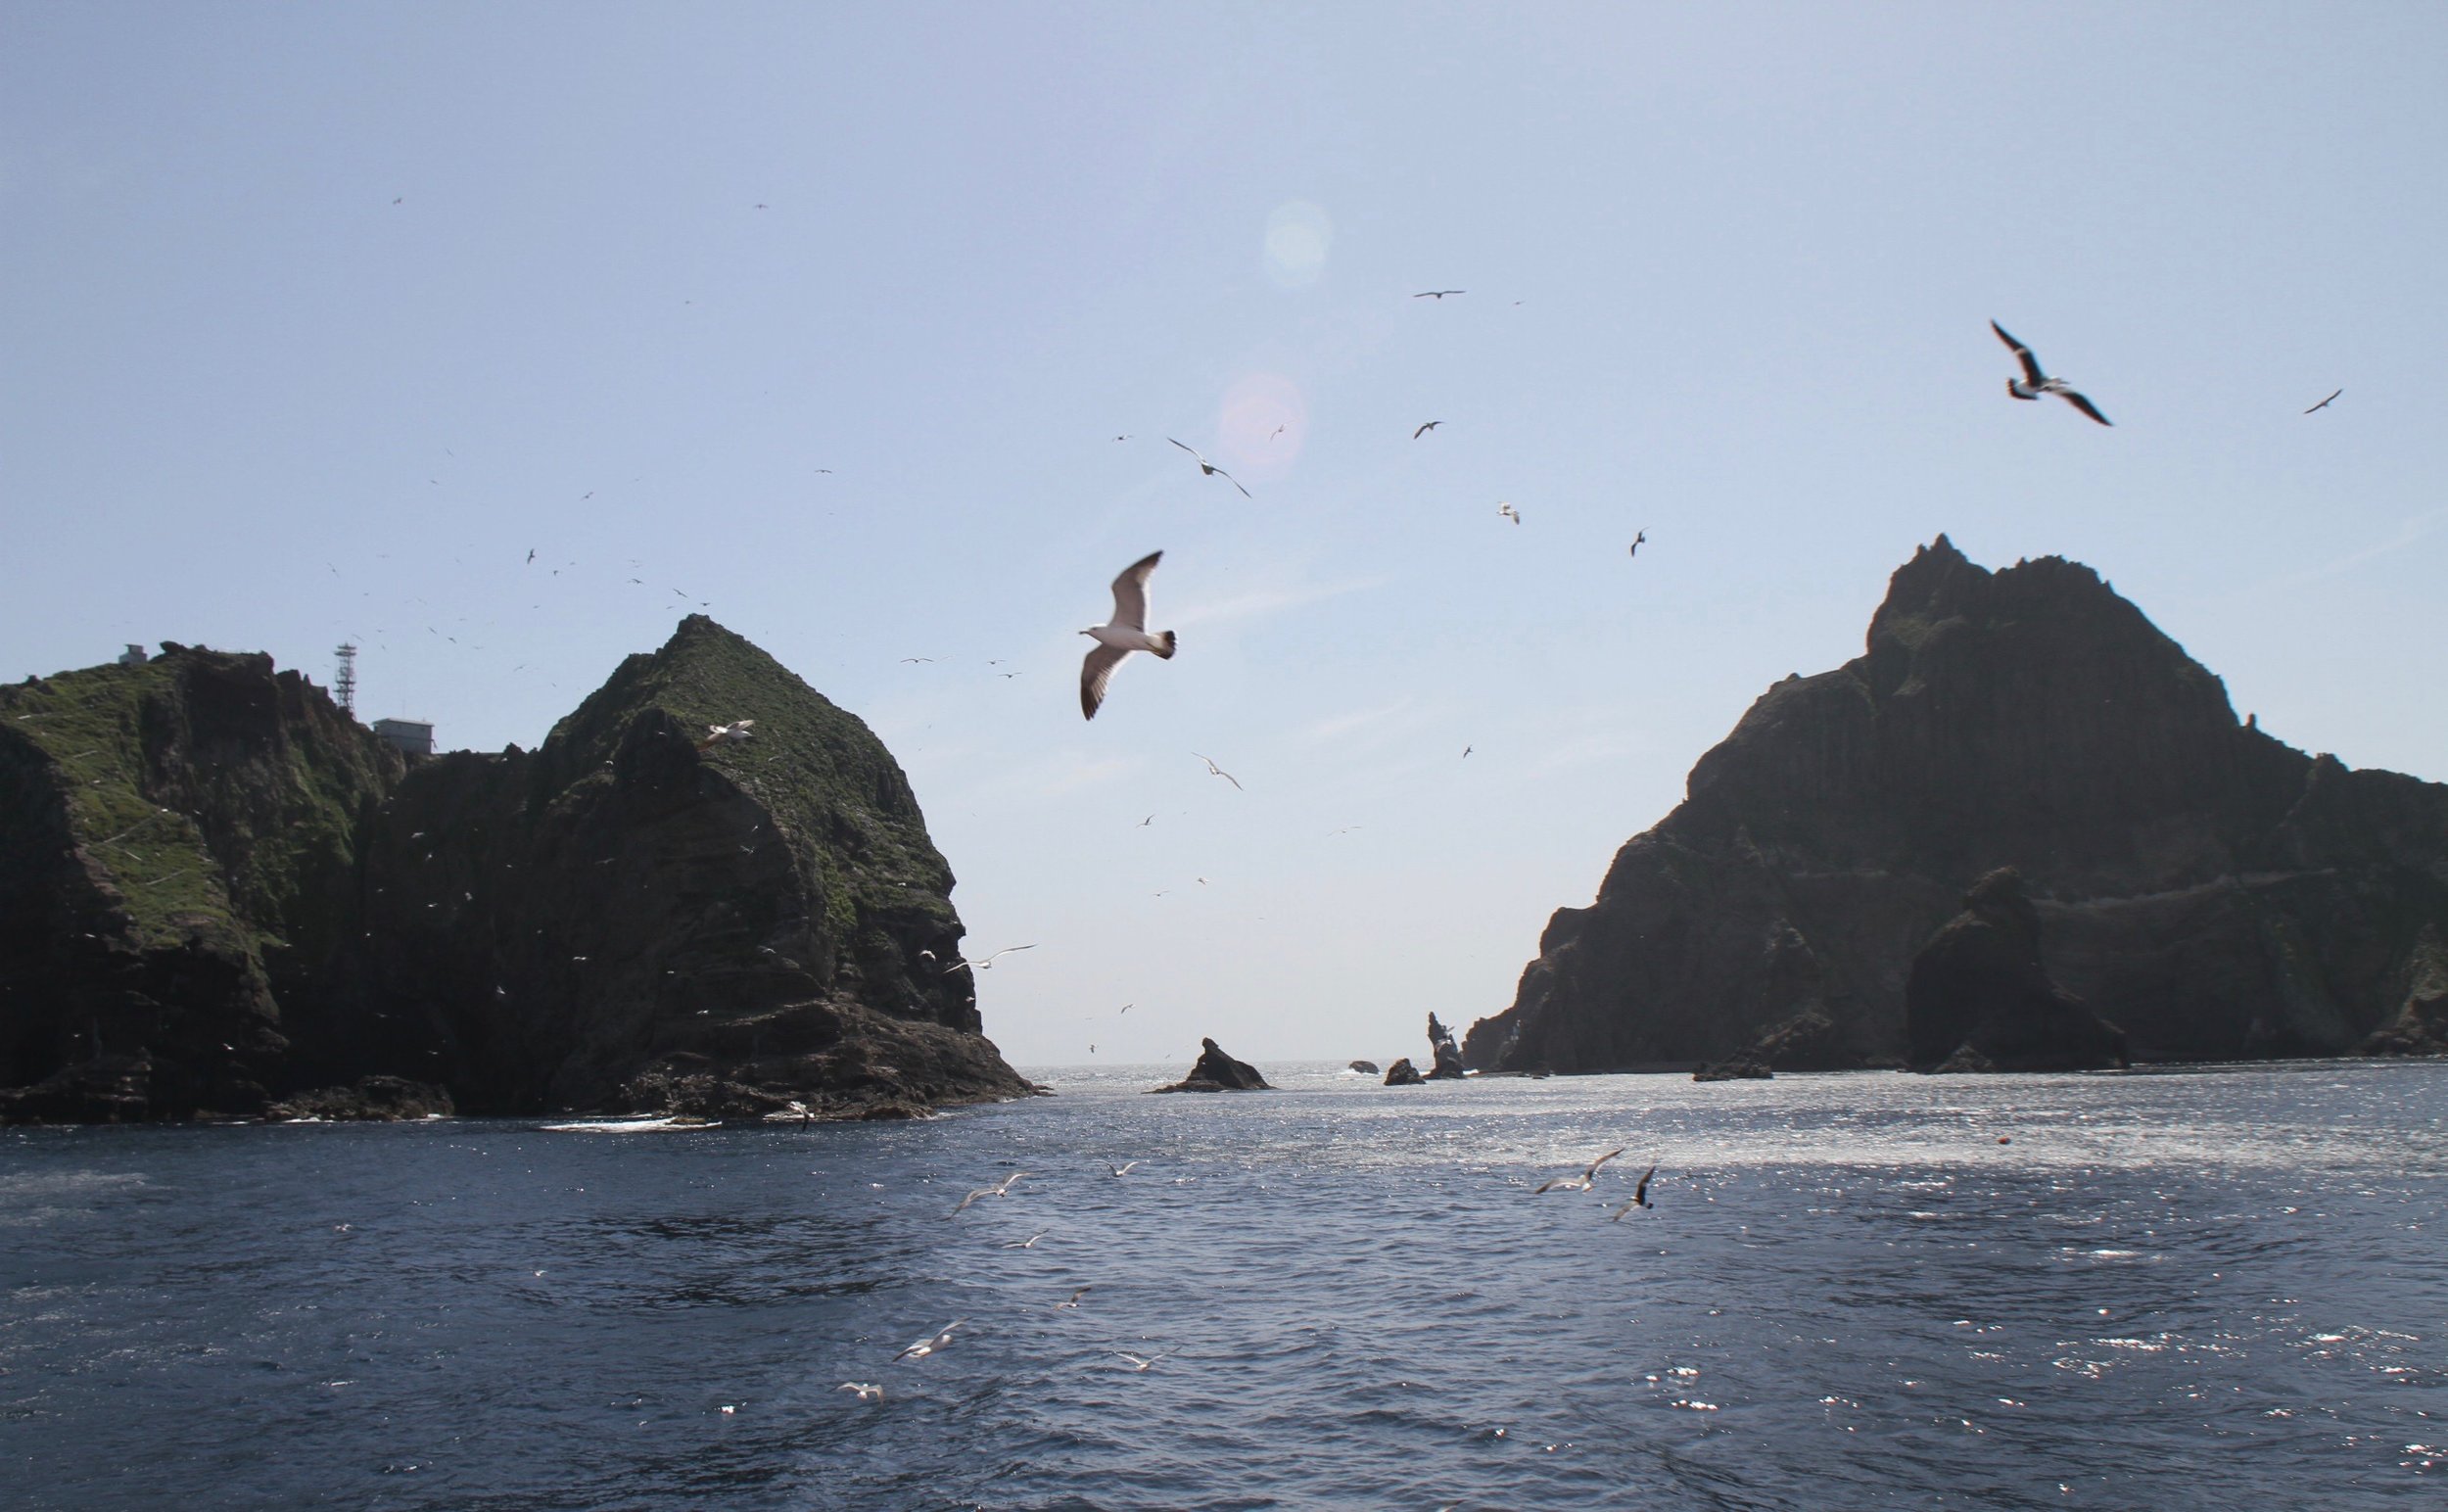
[5,4,2442,1065]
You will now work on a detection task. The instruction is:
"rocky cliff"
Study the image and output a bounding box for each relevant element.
[1464,538,2448,1072]
[1,620,1029,1121]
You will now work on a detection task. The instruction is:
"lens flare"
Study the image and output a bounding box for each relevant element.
[1262,201,1331,290]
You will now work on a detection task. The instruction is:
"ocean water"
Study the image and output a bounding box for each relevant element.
[3,1061,2443,1511]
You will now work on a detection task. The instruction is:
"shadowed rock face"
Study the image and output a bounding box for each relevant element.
[1465,538,2448,1073]
[0,620,1031,1122]
[1907,869,2127,1072]
[1152,1037,1270,1092]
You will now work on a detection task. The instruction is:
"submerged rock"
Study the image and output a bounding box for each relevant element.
[1693,1054,1772,1082]
[1152,1037,1271,1093]
[1907,869,2128,1072]
[266,1075,453,1121]
[1382,1058,1426,1086]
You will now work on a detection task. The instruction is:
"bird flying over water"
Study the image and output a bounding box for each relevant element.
[951,1172,1030,1214]
[837,1382,883,1402]
[1193,752,1243,789]
[2304,389,2342,413]
[1057,1286,1092,1309]
[1534,1147,1625,1194]
[1413,421,1442,439]
[1167,438,1251,497]
[1080,551,1177,720]
[893,1321,964,1361]
[1004,1231,1049,1249]
[1108,1161,1138,1177]
[696,721,755,751]
[1991,321,2112,425]
[1609,1165,1659,1218]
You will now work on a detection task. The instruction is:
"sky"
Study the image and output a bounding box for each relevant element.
[5,4,2444,1067]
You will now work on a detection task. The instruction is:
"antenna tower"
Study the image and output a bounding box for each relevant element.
[334,642,358,716]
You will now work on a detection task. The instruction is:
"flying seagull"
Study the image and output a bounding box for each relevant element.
[1080,550,1177,720]
[1413,421,1442,439]
[1413,290,1465,300]
[1057,1286,1092,1309]
[1991,321,2112,425]
[1108,1161,1138,1177]
[1628,531,1647,557]
[951,1171,1030,1214]
[893,1320,965,1361]
[945,944,1037,973]
[1166,438,1251,497]
[1609,1165,1660,1218]
[2304,389,2342,414]
[837,1382,883,1402]
[1003,1231,1049,1249]
[1498,502,1521,525]
[1110,1350,1171,1372]
[696,720,755,751]
[1193,752,1243,790]
[1534,1147,1626,1194]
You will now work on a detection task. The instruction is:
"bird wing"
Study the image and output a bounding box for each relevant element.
[1109,551,1162,629]
[1585,1147,1627,1179]
[1167,437,1201,461]
[734,720,754,730]
[1214,466,1251,498]
[1991,321,2048,385]
[1532,1175,1576,1194]
[1634,1164,1656,1202]
[1413,422,1433,438]
[2058,390,2113,426]
[1081,643,1132,720]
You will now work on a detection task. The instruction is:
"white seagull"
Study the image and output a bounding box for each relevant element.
[951,1171,1031,1214]
[893,1320,964,1361]
[1110,1350,1172,1372]
[1991,321,2112,426]
[1193,752,1243,790]
[1003,1231,1050,1249]
[696,720,755,751]
[1108,1161,1138,1177]
[1498,502,1521,525]
[1534,1147,1626,1194]
[837,1382,884,1402]
[1080,551,1177,720]
[1166,439,1251,497]
[944,944,1037,973]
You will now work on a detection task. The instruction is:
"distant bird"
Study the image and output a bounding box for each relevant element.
[900,657,936,664]
[2304,389,2342,414]
[1080,551,1177,720]
[1461,745,1472,759]
[1609,1165,1660,1219]
[1057,1286,1092,1309]
[952,1172,1030,1214]
[1193,752,1243,789]
[893,1320,965,1361]
[1270,424,1287,441]
[1110,1350,1171,1372]
[1413,421,1442,439]
[1117,1004,1130,1015]
[392,197,402,205]
[1166,438,1251,497]
[1138,815,1154,827]
[1108,1161,1138,1177]
[837,1382,883,1402]
[525,548,536,564]
[1498,502,1521,525]
[946,944,1037,973]
[1534,1147,1625,1194]
[753,202,768,210]
[1413,290,1465,300]
[1991,321,2111,426]
[1628,531,1647,557]
[696,720,755,751]
[1003,1232,1049,1249]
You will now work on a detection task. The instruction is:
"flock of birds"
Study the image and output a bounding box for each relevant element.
[835,1140,1659,1406]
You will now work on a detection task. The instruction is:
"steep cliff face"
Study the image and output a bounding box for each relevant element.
[304,616,1027,1116]
[1465,538,2448,1072]
[1,620,1029,1121]
[0,648,400,1119]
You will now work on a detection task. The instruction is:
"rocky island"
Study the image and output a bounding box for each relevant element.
[0,618,1032,1122]
[1466,538,2448,1074]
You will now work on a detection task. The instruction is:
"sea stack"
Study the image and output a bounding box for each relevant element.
[1152,1038,1271,1093]
[1465,538,2448,1073]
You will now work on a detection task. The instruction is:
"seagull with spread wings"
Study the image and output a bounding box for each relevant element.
[951,1172,1030,1215]
[2304,389,2342,414]
[1167,438,1251,497]
[1413,289,1465,300]
[944,944,1036,973]
[1991,321,2112,426]
[893,1320,964,1361]
[696,720,755,751]
[1534,1147,1626,1194]
[1413,420,1442,439]
[1080,551,1177,720]
[1193,752,1243,790]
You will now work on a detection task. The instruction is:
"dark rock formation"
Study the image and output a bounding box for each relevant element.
[1693,1054,1772,1082]
[266,1076,454,1121]
[1382,1058,1425,1085]
[2359,926,2448,1057]
[1152,1037,1271,1092]
[0,620,1031,1123]
[1466,538,2448,1073]
[1907,869,2127,1071]
[1347,1060,1380,1074]
[1426,1013,1468,1079]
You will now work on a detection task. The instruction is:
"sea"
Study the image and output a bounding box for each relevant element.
[3,1060,2443,1510]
